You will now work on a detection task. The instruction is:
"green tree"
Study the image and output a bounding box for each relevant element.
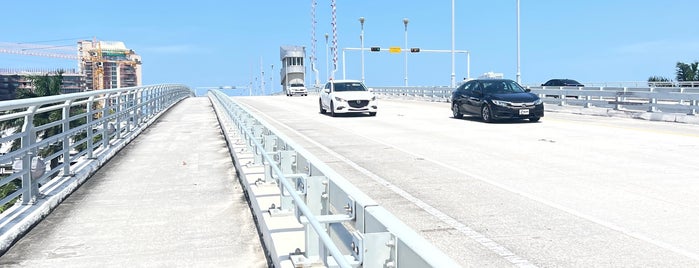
[0,70,68,212]
[647,76,673,87]
[675,61,699,82]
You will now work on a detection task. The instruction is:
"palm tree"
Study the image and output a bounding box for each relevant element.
[0,70,68,212]
[676,61,699,83]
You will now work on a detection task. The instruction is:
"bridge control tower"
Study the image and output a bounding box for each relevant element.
[280,46,308,96]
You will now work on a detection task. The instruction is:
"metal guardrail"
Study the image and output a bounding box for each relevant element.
[0,84,193,252]
[370,85,699,115]
[208,90,460,268]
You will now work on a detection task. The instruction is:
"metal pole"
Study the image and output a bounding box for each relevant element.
[403,18,409,87]
[516,0,521,84]
[359,17,365,83]
[451,0,456,88]
[325,33,329,81]
[467,51,471,79]
[271,64,274,93]
[260,57,265,95]
[342,49,346,79]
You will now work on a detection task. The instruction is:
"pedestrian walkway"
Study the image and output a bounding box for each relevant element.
[0,97,267,267]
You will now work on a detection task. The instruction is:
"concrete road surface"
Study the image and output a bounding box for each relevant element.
[235,95,699,268]
[0,97,268,267]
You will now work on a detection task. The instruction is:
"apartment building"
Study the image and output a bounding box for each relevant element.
[0,69,85,101]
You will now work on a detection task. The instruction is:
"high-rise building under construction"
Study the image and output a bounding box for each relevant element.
[77,40,142,90]
[0,39,143,100]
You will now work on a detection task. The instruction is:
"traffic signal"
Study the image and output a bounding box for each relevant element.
[370,47,380,52]
[410,48,420,53]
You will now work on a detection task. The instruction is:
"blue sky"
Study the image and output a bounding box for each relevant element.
[2,0,698,93]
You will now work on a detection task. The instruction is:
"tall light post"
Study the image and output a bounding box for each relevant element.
[359,17,365,83]
[270,64,275,93]
[325,33,329,81]
[451,0,456,87]
[403,18,409,87]
[516,0,521,84]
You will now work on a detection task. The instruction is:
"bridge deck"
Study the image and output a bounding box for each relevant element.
[0,97,267,267]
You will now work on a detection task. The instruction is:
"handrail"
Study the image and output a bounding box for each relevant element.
[0,84,193,253]
[208,90,461,267]
[370,85,699,115]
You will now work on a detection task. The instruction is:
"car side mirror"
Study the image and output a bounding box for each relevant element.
[323,88,330,93]
[367,88,374,92]
[524,88,531,92]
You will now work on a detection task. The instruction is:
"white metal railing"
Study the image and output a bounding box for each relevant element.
[208,90,459,268]
[370,85,699,115]
[0,84,192,215]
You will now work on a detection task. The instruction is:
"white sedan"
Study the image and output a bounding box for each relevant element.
[319,80,377,117]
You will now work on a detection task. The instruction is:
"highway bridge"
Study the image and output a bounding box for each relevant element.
[1,85,699,267]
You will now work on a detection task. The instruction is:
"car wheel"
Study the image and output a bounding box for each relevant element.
[330,101,336,117]
[319,99,326,114]
[529,117,540,122]
[369,112,377,116]
[452,103,463,119]
[481,105,493,123]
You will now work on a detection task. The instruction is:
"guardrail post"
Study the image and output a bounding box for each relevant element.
[251,125,264,165]
[277,150,297,211]
[115,93,123,139]
[647,87,658,112]
[302,175,328,261]
[262,134,277,183]
[86,96,95,159]
[614,87,626,110]
[19,107,37,205]
[62,100,73,177]
[690,100,697,115]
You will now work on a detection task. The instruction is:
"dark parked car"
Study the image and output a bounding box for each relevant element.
[541,79,585,98]
[541,79,584,87]
[451,79,543,123]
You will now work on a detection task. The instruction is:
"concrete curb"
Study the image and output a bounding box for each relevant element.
[545,105,699,125]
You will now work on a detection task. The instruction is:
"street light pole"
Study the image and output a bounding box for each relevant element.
[451,0,456,87]
[325,33,329,81]
[359,17,365,83]
[516,0,521,84]
[403,18,409,87]
[270,64,274,93]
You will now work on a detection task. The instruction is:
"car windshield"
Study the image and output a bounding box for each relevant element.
[334,82,367,92]
[562,80,581,85]
[481,80,526,94]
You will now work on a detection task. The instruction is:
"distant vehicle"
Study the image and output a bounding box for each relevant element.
[541,79,584,87]
[287,83,308,96]
[541,79,584,98]
[451,78,543,123]
[319,80,377,117]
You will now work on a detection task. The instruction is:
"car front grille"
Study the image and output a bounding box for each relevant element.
[348,100,369,108]
[509,102,536,108]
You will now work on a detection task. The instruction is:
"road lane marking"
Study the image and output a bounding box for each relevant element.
[243,99,699,263]
[242,104,539,268]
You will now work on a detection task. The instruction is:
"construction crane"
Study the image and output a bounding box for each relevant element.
[1,39,105,91]
[83,39,105,90]
[0,41,78,60]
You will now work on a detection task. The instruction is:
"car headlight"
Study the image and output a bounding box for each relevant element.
[491,100,509,107]
[533,99,543,105]
[371,95,376,101]
[334,96,346,102]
